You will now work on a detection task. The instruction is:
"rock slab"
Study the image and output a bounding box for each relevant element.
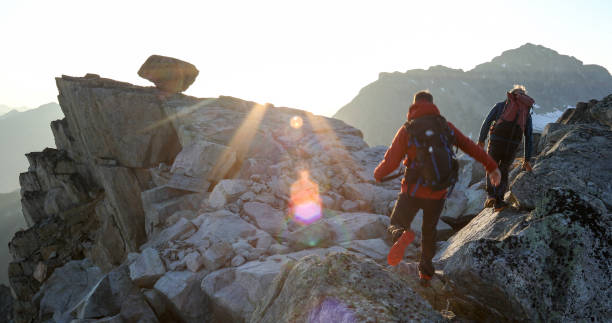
[438,188,612,322]
[129,248,166,287]
[250,252,442,322]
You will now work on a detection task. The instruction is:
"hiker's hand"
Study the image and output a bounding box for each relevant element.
[489,168,501,186]
[522,160,533,172]
[478,141,485,149]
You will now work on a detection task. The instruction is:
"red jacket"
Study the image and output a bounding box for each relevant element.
[374,102,498,199]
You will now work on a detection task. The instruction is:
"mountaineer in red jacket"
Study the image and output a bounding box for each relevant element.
[374,90,501,285]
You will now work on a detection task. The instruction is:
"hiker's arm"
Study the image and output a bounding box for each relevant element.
[450,123,498,173]
[524,112,533,160]
[477,104,500,145]
[374,127,407,182]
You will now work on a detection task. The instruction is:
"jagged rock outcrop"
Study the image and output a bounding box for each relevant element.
[556,94,612,127]
[10,70,410,323]
[436,188,612,321]
[10,74,184,322]
[8,196,101,322]
[510,94,612,210]
[138,55,199,94]
[18,149,94,226]
[250,252,442,322]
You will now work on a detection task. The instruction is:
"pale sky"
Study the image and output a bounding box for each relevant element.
[1,0,611,116]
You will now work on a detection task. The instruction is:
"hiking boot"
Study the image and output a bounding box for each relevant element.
[494,200,508,212]
[387,230,415,266]
[419,271,432,287]
[484,197,496,208]
[389,227,405,244]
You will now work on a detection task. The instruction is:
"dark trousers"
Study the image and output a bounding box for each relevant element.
[388,193,445,277]
[485,140,518,201]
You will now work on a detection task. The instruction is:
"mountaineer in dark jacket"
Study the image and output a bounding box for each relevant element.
[478,85,534,211]
[375,90,501,285]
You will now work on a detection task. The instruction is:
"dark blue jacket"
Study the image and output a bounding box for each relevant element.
[478,101,533,159]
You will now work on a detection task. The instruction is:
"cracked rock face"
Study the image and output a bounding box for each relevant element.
[511,124,612,210]
[438,188,612,321]
[511,94,612,211]
[250,252,442,322]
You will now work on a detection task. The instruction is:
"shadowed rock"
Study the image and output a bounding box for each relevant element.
[0,285,14,323]
[74,266,159,322]
[33,259,104,322]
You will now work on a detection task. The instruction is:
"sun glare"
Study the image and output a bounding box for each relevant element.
[290,115,303,129]
[290,170,322,225]
[209,103,268,182]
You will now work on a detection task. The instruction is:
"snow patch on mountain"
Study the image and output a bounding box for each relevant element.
[532,108,567,132]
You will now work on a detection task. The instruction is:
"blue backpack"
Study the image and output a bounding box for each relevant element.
[403,115,459,193]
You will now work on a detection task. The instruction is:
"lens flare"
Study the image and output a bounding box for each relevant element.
[309,298,356,322]
[290,170,322,225]
[290,116,303,129]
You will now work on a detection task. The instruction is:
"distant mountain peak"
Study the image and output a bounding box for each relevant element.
[515,42,553,52]
[427,65,464,73]
[334,43,612,146]
[0,109,19,120]
[472,43,585,73]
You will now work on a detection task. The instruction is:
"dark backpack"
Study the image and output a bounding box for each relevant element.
[403,115,459,192]
[490,101,530,148]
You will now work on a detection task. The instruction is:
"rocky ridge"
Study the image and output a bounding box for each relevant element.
[9,73,442,322]
[6,67,611,322]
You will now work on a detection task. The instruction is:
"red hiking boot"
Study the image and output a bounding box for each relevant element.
[387,230,415,266]
[494,200,509,212]
[419,271,433,287]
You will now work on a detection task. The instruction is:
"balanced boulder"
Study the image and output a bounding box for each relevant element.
[138,55,199,93]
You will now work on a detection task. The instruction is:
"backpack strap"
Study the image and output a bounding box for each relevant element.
[410,177,421,197]
[495,100,509,124]
[404,121,421,148]
[445,182,456,199]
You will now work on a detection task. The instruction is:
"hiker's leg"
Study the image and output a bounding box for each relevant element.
[495,148,517,201]
[418,198,445,277]
[388,193,420,243]
[486,142,503,199]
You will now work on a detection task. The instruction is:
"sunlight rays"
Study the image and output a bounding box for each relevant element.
[304,113,362,184]
[138,97,217,134]
[208,103,268,184]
